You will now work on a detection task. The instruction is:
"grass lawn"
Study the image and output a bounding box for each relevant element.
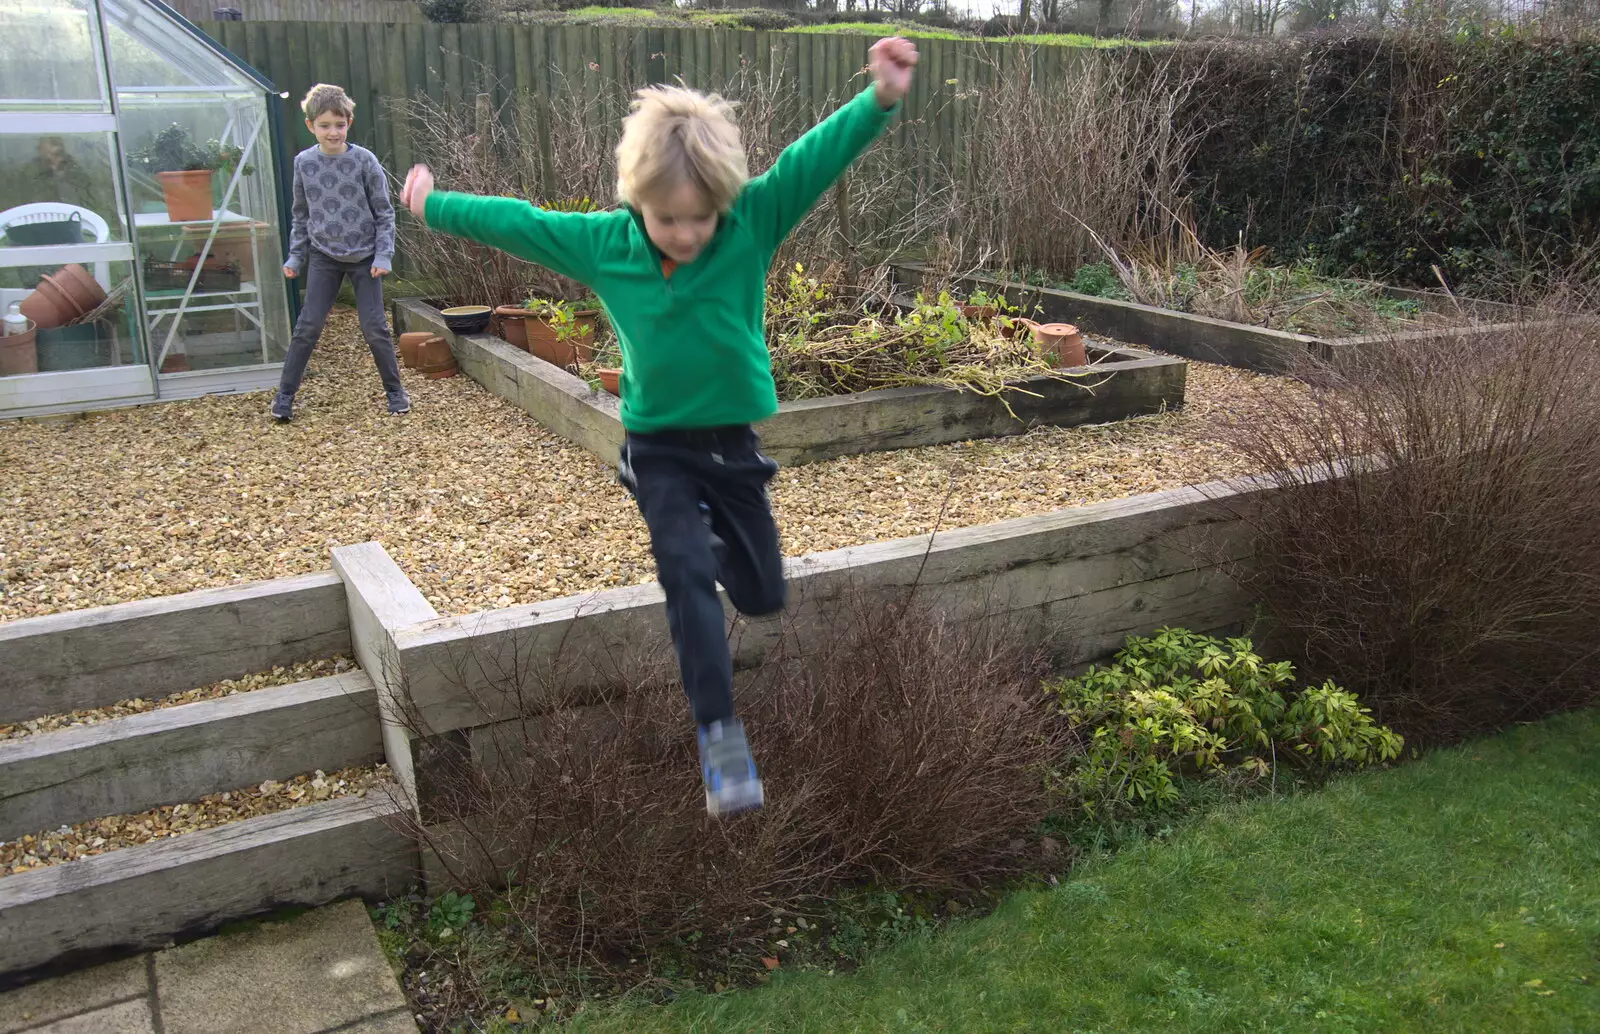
[567,709,1600,1033]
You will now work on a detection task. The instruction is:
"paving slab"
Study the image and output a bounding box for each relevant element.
[28,999,155,1034]
[320,1009,420,1033]
[0,956,148,1034]
[153,900,414,1034]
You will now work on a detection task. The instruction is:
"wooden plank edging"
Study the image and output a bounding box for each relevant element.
[0,672,383,842]
[390,473,1275,736]
[0,572,351,726]
[0,790,416,984]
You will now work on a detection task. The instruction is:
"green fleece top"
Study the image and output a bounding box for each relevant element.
[422,85,897,433]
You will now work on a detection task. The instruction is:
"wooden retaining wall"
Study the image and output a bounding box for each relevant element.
[0,572,351,726]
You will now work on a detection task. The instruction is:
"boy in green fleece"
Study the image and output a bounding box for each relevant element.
[401,36,918,817]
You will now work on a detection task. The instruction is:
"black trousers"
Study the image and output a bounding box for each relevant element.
[618,424,786,726]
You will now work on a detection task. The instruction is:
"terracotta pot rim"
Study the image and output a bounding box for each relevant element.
[21,279,78,330]
[49,265,106,314]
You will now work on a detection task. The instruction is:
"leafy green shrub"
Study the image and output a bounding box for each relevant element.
[420,0,487,22]
[727,8,797,30]
[1047,628,1403,815]
[1169,33,1600,295]
[1066,261,1129,300]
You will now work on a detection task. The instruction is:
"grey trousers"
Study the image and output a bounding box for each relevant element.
[277,250,401,397]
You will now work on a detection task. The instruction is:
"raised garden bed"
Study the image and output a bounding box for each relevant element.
[891,263,1557,375]
[392,298,1188,467]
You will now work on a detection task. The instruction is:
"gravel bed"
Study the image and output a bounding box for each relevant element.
[0,764,392,876]
[0,309,1303,622]
[0,655,355,741]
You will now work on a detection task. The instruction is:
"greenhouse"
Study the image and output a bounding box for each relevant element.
[0,0,292,418]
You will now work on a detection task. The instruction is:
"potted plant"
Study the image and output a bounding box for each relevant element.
[523,296,600,367]
[961,289,1001,323]
[128,124,249,224]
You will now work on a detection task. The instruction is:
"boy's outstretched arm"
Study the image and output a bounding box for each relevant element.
[400,165,602,286]
[740,36,918,248]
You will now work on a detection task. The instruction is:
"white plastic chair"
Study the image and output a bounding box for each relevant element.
[0,203,114,290]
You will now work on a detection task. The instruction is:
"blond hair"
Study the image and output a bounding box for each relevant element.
[615,85,747,212]
[301,83,355,122]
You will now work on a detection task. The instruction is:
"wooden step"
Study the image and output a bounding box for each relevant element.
[0,787,416,984]
[0,672,383,842]
[0,570,350,725]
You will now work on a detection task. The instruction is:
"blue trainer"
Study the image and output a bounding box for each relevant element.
[269,392,293,422]
[697,718,764,818]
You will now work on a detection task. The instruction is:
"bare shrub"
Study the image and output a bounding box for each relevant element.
[399,589,1065,979]
[1217,316,1600,743]
[391,58,952,305]
[945,46,1206,280]
[390,68,636,307]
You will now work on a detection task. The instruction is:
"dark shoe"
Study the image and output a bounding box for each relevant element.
[387,389,411,415]
[270,392,293,422]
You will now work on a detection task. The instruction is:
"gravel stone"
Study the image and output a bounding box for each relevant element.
[0,310,1300,622]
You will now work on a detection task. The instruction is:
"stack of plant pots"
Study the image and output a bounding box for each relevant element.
[416,336,457,379]
[19,264,105,331]
[398,331,432,370]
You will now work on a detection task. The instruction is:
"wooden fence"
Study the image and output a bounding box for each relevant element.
[172,0,424,22]
[201,21,1093,201]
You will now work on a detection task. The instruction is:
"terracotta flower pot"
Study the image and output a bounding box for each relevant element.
[1025,321,1086,368]
[0,326,38,377]
[19,276,79,330]
[424,365,459,380]
[527,310,598,367]
[418,336,453,369]
[50,264,106,316]
[160,354,192,373]
[398,332,432,369]
[961,304,999,322]
[157,170,215,223]
[596,367,621,396]
[493,306,532,351]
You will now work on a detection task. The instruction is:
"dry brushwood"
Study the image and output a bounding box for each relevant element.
[1215,316,1600,743]
[764,270,1113,407]
[399,589,1067,977]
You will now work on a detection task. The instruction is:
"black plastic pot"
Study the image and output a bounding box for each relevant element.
[36,323,109,372]
[5,214,84,247]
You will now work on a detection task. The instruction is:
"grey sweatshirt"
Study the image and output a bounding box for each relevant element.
[284,144,395,272]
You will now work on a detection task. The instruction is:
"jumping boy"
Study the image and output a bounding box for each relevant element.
[400,37,919,816]
[273,83,408,422]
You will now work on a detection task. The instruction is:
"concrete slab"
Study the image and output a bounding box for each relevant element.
[319,1010,419,1033]
[154,900,409,1034]
[28,999,155,1033]
[0,956,147,1034]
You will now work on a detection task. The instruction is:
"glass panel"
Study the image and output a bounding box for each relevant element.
[122,97,290,375]
[0,257,143,377]
[0,0,109,110]
[0,132,127,244]
[102,0,258,92]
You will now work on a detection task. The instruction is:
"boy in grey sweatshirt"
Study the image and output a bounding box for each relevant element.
[271,83,408,422]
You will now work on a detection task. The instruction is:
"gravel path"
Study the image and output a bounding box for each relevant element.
[0,656,354,741]
[0,309,1301,623]
[0,765,392,875]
